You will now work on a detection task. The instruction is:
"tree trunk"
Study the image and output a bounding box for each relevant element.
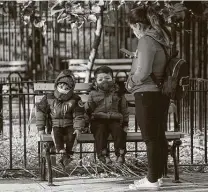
[84,5,104,83]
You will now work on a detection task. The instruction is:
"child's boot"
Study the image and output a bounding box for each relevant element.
[57,149,66,169]
[62,154,73,168]
[98,149,111,164]
[116,149,125,165]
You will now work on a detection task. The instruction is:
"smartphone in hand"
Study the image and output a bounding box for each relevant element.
[120,48,136,58]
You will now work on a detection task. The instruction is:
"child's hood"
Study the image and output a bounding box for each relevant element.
[54,70,75,89]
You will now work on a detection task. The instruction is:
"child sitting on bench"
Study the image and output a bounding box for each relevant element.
[36,69,85,168]
[85,66,129,164]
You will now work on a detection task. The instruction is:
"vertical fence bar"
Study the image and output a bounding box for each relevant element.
[115,5,119,58]
[102,18,105,58]
[27,82,30,133]
[191,18,196,136]
[108,12,111,59]
[205,88,207,163]
[64,20,67,67]
[23,93,27,168]
[2,10,5,61]
[8,5,11,61]
[190,81,194,164]
[204,19,208,164]
[203,82,207,163]
[14,3,17,60]
[18,82,22,137]
[46,3,49,75]
[191,16,195,78]
[198,18,203,132]
[9,81,13,169]
[203,19,207,79]
[39,2,44,80]
[0,84,3,135]
[71,21,74,59]
[83,22,86,59]
[77,27,79,58]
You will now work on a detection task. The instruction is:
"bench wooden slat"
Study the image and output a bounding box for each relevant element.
[0,61,27,65]
[35,94,134,103]
[34,83,92,92]
[67,59,132,65]
[34,83,54,91]
[0,67,26,72]
[34,83,135,102]
[35,94,90,103]
[78,132,185,142]
[0,73,25,78]
[39,132,184,142]
[73,72,128,79]
[35,95,135,115]
[69,65,131,71]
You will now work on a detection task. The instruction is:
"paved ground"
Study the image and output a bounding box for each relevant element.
[1,173,208,192]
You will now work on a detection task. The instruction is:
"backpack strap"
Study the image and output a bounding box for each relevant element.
[145,35,170,89]
[150,43,169,89]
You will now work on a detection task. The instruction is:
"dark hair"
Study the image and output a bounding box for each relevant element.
[128,5,171,45]
[128,5,150,25]
[94,66,113,78]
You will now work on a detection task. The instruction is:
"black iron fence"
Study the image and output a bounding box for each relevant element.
[0,2,207,81]
[0,78,208,170]
[0,2,208,170]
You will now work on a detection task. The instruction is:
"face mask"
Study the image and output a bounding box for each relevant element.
[97,80,114,92]
[57,86,70,94]
[54,87,73,101]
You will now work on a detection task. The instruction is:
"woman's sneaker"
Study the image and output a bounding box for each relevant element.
[134,177,163,187]
[130,177,159,190]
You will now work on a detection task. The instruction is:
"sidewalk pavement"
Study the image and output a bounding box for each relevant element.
[1,173,208,192]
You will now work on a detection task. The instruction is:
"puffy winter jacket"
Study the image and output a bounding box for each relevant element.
[85,89,129,127]
[36,93,85,131]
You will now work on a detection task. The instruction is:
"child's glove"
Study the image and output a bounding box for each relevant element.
[81,127,90,133]
[123,126,128,133]
[38,130,45,136]
[73,129,81,138]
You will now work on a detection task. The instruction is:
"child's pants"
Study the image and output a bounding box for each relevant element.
[90,119,126,158]
[52,126,76,155]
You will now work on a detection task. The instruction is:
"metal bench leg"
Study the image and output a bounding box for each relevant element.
[40,142,46,181]
[40,157,46,181]
[163,156,168,178]
[80,143,83,166]
[171,140,182,183]
[45,143,54,186]
[94,143,96,163]
[38,141,40,167]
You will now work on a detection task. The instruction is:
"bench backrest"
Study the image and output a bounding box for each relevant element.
[34,82,178,131]
[0,61,27,82]
[63,59,132,81]
[34,82,135,115]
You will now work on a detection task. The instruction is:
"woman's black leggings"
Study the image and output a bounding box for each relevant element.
[134,92,169,183]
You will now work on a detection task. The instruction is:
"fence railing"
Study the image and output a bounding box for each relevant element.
[0,3,208,82]
[0,79,208,170]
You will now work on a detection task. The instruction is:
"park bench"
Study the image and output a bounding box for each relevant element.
[0,61,27,83]
[63,59,132,82]
[34,81,184,186]
[0,60,27,97]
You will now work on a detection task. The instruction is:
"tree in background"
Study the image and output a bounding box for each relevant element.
[2,0,208,82]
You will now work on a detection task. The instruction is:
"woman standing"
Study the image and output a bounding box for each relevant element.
[126,5,171,190]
